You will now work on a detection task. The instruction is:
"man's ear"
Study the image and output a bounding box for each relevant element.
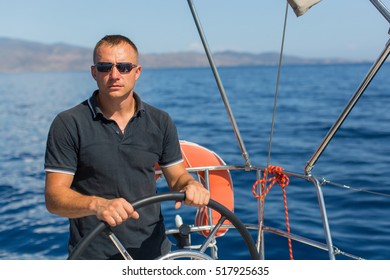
[135,65,142,81]
[91,65,97,81]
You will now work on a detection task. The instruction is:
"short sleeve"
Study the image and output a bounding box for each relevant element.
[44,114,79,174]
[158,114,183,168]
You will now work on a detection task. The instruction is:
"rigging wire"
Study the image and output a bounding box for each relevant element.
[266,2,289,168]
[321,179,390,198]
[260,2,296,260]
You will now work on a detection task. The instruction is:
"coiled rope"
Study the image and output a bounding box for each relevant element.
[252,165,294,260]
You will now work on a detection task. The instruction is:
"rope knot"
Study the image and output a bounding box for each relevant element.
[252,165,290,199]
[269,165,290,188]
[251,165,294,259]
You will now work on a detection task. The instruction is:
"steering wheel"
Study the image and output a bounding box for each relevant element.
[68,192,260,260]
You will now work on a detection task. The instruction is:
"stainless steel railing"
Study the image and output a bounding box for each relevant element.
[163,164,354,259]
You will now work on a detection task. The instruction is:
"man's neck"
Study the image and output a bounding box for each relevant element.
[97,92,137,124]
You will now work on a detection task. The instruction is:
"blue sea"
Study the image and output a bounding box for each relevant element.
[0,63,389,260]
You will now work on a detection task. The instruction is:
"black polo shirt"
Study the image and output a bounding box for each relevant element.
[44,90,183,259]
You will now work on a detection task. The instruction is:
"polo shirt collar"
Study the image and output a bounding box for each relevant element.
[87,90,145,119]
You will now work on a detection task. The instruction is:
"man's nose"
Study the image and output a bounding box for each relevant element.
[109,65,121,79]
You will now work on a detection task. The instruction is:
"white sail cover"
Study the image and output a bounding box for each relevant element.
[287,0,321,16]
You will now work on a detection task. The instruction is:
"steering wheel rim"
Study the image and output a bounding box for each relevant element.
[68,192,260,260]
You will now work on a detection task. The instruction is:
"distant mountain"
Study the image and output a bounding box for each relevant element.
[0,37,91,73]
[0,37,360,73]
[141,50,352,68]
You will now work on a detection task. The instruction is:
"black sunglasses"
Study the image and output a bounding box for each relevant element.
[95,62,137,73]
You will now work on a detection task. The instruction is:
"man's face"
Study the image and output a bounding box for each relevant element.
[91,42,141,99]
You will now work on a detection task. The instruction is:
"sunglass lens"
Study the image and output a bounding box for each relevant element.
[96,62,113,72]
[116,63,133,73]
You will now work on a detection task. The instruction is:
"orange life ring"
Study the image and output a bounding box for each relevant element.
[155,140,234,237]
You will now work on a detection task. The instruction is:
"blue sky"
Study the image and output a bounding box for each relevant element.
[1,0,389,61]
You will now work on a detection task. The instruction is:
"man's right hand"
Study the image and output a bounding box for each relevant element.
[92,197,140,227]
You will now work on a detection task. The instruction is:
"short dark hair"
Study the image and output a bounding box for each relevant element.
[93,35,138,63]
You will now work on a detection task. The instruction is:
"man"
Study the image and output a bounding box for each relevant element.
[44,34,210,259]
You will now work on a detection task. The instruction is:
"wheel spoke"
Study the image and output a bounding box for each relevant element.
[107,230,133,260]
[199,216,226,253]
